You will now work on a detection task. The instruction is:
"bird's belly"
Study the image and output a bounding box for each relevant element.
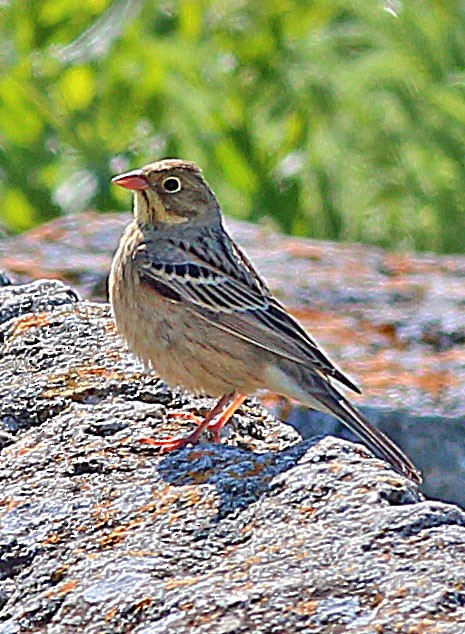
[111,271,264,397]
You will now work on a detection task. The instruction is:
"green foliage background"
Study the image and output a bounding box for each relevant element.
[2,0,465,253]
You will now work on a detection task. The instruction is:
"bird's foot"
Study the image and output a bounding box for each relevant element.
[138,412,218,453]
[137,393,246,453]
[167,411,222,440]
[138,430,201,453]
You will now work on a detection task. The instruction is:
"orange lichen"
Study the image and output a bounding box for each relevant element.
[361,364,459,399]
[92,502,113,529]
[289,308,356,343]
[42,533,61,545]
[99,528,129,547]
[57,580,78,595]
[16,443,44,457]
[105,608,117,622]
[104,320,118,335]
[368,593,384,608]
[11,312,50,337]
[133,597,153,613]
[292,599,319,615]
[381,253,433,276]
[43,366,129,398]
[165,576,201,590]
[98,515,147,547]
[407,621,440,634]
[2,256,61,280]
[0,497,22,511]
[46,579,78,597]
[392,587,409,598]
[285,243,324,260]
[182,488,202,507]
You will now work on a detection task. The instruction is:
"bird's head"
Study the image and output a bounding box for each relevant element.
[112,159,221,227]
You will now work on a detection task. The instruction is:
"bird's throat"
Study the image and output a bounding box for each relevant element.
[134,191,188,226]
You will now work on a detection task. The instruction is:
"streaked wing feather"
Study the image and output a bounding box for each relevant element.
[136,233,360,393]
[190,302,360,393]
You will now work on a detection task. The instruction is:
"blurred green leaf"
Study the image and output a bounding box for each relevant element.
[59,66,95,110]
[3,188,36,231]
[1,0,465,253]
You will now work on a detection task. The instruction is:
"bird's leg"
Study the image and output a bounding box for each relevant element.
[167,393,247,436]
[139,392,245,452]
[164,399,231,431]
[204,393,247,441]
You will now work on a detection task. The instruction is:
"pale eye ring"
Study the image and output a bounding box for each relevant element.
[162,176,182,193]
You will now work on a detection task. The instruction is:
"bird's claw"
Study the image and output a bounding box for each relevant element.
[138,432,200,453]
[166,411,221,441]
[139,436,192,453]
[137,396,244,453]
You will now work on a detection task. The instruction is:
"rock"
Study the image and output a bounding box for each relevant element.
[0,279,79,334]
[289,407,465,508]
[1,280,465,632]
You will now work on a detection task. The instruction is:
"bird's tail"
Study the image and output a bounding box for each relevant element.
[322,388,422,484]
[267,361,421,483]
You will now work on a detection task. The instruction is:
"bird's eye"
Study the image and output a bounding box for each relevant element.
[162,176,182,193]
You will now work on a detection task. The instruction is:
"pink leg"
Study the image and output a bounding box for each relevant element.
[139,392,246,453]
[205,394,247,440]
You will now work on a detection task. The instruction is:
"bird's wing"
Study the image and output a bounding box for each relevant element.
[135,227,360,393]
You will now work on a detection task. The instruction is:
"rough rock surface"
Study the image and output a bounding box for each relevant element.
[1,280,465,632]
[1,213,465,506]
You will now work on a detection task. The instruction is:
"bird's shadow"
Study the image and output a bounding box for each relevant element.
[155,436,325,523]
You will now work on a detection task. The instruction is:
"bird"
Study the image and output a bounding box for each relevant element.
[109,158,421,484]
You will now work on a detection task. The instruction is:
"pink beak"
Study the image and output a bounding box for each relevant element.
[111,169,150,191]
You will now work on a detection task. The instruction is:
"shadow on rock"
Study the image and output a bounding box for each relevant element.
[155,440,313,521]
